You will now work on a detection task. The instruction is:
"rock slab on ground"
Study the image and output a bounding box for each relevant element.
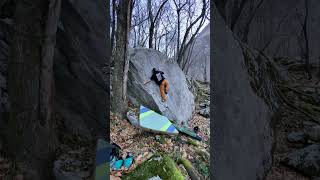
[127,48,195,123]
[283,144,320,177]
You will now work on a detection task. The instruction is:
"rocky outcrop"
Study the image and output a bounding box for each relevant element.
[53,0,108,136]
[217,0,320,62]
[306,125,320,142]
[283,144,320,177]
[0,0,108,137]
[183,25,210,82]
[287,131,308,144]
[127,48,195,123]
[212,4,273,180]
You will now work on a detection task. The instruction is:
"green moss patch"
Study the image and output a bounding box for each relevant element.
[187,139,198,147]
[122,154,184,180]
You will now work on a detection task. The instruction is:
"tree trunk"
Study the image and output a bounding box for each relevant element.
[6,0,61,179]
[303,0,312,79]
[111,0,116,51]
[154,24,158,49]
[177,10,180,56]
[149,23,155,48]
[111,0,132,118]
[148,0,154,48]
[177,0,206,66]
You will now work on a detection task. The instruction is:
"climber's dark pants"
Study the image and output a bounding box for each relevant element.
[160,79,169,101]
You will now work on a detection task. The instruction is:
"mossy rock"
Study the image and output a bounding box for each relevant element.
[123,154,185,180]
[187,139,198,147]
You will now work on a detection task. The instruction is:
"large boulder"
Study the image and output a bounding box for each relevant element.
[183,25,210,82]
[212,3,273,180]
[128,48,195,123]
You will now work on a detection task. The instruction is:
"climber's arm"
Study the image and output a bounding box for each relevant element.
[144,74,155,85]
[144,80,151,85]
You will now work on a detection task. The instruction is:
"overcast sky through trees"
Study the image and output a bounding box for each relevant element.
[111,0,210,58]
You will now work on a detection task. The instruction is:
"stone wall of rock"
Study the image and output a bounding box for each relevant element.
[217,0,320,62]
[212,4,273,180]
[0,0,108,137]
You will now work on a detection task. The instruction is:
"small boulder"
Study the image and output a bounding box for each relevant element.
[198,107,210,118]
[287,131,308,143]
[283,144,320,177]
[199,101,210,108]
[306,126,320,142]
[53,160,82,180]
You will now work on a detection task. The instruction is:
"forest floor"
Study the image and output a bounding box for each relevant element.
[0,116,97,180]
[265,60,320,180]
[0,81,210,180]
[109,102,210,180]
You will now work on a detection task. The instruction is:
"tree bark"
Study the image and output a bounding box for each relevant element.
[111,0,116,51]
[6,0,61,179]
[111,0,132,118]
[177,0,206,67]
[147,0,154,48]
[177,9,181,55]
[148,0,168,49]
[303,0,312,79]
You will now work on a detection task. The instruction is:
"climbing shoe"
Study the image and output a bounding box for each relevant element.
[123,153,134,170]
[112,157,124,171]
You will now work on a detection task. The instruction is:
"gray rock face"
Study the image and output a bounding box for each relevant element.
[218,0,320,62]
[128,48,195,123]
[283,144,320,177]
[183,25,210,82]
[53,0,108,136]
[0,0,108,136]
[212,4,273,180]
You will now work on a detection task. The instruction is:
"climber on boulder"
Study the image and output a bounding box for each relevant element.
[144,68,169,102]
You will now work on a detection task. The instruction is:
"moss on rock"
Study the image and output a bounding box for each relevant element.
[123,154,184,180]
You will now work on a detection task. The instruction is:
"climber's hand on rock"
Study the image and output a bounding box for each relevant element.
[144,80,151,85]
